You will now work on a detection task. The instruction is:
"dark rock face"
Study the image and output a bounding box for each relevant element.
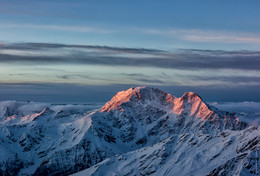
[207,149,260,176]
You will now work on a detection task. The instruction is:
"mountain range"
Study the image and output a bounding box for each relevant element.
[0,87,259,176]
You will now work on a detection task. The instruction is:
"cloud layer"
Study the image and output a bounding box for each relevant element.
[137,28,260,44]
[210,101,260,126]
[1,42,260,71]
[211,101,260,113]
[0,42,259,102]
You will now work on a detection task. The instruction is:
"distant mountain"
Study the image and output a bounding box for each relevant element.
[0,87,259,176]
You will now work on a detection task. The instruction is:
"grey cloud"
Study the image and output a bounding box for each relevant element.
[210,101,260,126]
[135,78,165,84]
[0,42,260,70]
[8,73,37,77]
[121,73,145,77]
[56,74,90,80]
[211,101,260,113]
[0,43,64,50]
[0,54,62,63]
[57,75,70,80]
[178,49,260,55]
[120,73,169,85]
[217,76,260,84]
[56,74,111,82]
[0,42,164,54]
[186,75,260,84]
[161,72,172,78]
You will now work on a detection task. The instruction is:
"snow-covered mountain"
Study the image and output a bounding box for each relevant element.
[0,87,259,176]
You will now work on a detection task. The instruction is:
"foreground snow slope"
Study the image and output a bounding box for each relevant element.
[72,127,259,176]
[0,87,259,176]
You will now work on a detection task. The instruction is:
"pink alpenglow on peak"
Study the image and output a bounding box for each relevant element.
[100,87,142,112]
[98,87,245,132]
[100,87,175,112]
[99,87,212,119]
[172,92,214,120]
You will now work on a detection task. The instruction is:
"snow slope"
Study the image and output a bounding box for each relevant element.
[0,87,259,176]
[72,127,260,176]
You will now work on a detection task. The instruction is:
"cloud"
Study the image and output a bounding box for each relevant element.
[0,42,164,54]
[56,74,90,80]
[1,42,259,91]
[0,24,115,34]
[55,74,110,82]
[182,75,260,85]
[136,28,260,44]
[210,101,260,113]
[161,72,172,78]
[0,100,102,122]
[135,78,165,84]
[121,73,145,77]
[210,101,260,126]
[0,100,50,118]
[0,42,260,71]
[8,73,36,77]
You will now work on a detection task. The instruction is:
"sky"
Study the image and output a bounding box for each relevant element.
[0,0,260,103]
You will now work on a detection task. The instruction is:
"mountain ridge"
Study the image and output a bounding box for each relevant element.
[0,87,258,176]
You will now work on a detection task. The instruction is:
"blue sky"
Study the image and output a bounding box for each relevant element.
[1,0,260,50]
[0,0,260,102]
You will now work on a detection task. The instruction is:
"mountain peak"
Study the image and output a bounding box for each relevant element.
[182,91,199,97]
[33,107,54,121]
[100,87,175,112]
[172,91,213,119]
[100,87,215,121]
[180,92,203,104]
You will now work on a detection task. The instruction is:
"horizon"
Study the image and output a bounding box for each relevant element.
[0,0,260,103]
